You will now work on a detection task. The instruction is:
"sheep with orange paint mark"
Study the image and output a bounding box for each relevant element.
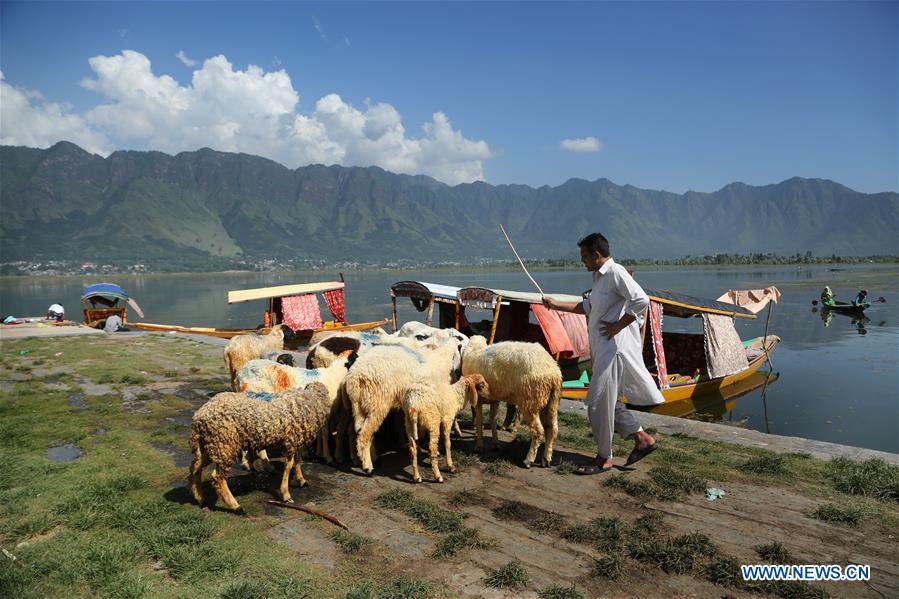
[235,353,356,464]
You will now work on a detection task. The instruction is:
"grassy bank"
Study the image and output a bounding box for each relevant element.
[2,334,897,598]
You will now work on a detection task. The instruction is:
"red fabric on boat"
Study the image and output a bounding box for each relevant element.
[531,303,575,359]
[281,294,323,331]
[557,311,590,358]
[322,289,346,323]
[648,300,669,389]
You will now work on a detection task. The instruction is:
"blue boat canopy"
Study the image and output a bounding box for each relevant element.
[82,283,129,300]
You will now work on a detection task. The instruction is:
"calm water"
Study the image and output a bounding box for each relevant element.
[2,265,897,453]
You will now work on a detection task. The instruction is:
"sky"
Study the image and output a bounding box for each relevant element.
[1,1,896,193]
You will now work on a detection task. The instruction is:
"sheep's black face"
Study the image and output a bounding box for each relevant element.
[276,353,295,367]
[345,351,359,368]
[279,324,297,340]
[305,348,317,369]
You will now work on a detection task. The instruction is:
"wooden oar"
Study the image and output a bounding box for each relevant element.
[499,224,544,296]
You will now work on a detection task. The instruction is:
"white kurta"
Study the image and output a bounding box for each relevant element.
[582,258,665,408]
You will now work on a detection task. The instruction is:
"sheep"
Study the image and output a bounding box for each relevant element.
[188,382,330,513]
[307,327,388,347]
[461,335,562,468]
[223,325,291,391]
[236,353,356,464]
[403,374,490,483]
[305,331,421,370]
[345,341,461,474]
[393,321,469,351]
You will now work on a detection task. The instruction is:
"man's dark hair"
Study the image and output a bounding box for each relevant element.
[577,232,610,257]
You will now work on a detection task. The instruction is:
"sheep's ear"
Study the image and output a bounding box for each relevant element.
[344,351,359,368]
[464,377,477,405]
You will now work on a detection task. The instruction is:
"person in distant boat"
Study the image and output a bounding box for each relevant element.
[46,303,65,322]
[852,289,868,307]
[820,286,835,306]
[542,232,662,474]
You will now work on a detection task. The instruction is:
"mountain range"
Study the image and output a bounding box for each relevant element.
[1,141,896,264]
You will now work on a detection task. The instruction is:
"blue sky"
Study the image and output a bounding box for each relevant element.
[1,1,896,192]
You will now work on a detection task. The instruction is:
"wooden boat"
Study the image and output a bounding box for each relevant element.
[561,335,780,403]
[130,319,390,341]
[822,302,868,314]
[132,278,388,345]
[82,283,144,328]
[647,371,779,419]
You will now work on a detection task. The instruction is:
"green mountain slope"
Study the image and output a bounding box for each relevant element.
[1,142,896,262]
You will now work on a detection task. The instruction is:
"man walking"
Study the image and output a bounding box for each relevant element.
[542,233,662,473]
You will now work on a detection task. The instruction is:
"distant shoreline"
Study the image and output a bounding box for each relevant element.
[2,260,897,280]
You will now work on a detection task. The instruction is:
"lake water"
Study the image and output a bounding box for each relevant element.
[2,265,897,453]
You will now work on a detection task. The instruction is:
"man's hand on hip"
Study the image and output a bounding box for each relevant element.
[600,314,636,339]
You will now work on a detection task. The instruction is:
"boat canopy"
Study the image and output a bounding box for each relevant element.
[228,282,344,304]
[457,287,582,310]
[82,283,129,300]
[390,281,460,304]
[644,289,757,319]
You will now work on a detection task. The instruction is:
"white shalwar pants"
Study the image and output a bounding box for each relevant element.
[586,356,644,459]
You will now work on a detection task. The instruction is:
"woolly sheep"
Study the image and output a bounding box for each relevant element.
[403,374,490,483]
[223,325,291,391]
[346,341,461,474]
[305,331,423,370]
[236,353,356,464]
[461,335,562,468]
[188,382,330,513]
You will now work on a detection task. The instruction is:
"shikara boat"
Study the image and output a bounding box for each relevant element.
[133,278,389,345]
[560,288,780,404]
[82,283,144,328]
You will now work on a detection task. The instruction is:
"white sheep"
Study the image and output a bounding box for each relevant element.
[235,353,356,464]
[188,382,330,513]
[305,331,423,370]
[403,374,490,483]
[345,341,461,474]
[223,326,288,391]
[461,335,562,468]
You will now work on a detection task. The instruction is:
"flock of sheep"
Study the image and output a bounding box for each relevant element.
[189,321,563,514]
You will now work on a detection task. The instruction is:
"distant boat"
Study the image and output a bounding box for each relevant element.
[821,302,869,314]
[82,283,144,327]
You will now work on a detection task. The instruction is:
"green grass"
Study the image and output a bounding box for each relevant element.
[483,459,512,476]
[591,552,626,580]
[343,575,433,599]
[492,500,524,520]
[704,554,829,598]
[555,460,577,475]
[756,541,794,563]
[739,453,789,477]
[604,465,706,501]
[331,530,373,555]
[431,527,495,559]
[374,489,466,533]
[484,559,529,589]
[449,488,479,506]
[538,584,585,599]
[809,503,865,526]
[827,457,899,502]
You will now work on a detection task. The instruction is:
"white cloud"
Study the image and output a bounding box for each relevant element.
[560,136,603,153]
[0,50,492,184]
[176,50,197,67]
[0,72,111,155]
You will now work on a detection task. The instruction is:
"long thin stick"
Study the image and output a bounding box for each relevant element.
[266,500,349,530]
[499,224,544,296]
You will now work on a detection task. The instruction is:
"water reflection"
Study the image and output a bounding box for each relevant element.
[646,371,779,423]
[811,307,887,336]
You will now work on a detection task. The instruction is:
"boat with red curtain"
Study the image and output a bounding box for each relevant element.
[560,287,780,404]
[131,278,389,345]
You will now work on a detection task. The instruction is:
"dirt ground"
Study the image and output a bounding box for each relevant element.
[2,332,897,598]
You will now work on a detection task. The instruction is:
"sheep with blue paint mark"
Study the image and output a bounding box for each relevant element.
[236,353,356,464]
[188,382,331,513]
[224,325,291,391]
